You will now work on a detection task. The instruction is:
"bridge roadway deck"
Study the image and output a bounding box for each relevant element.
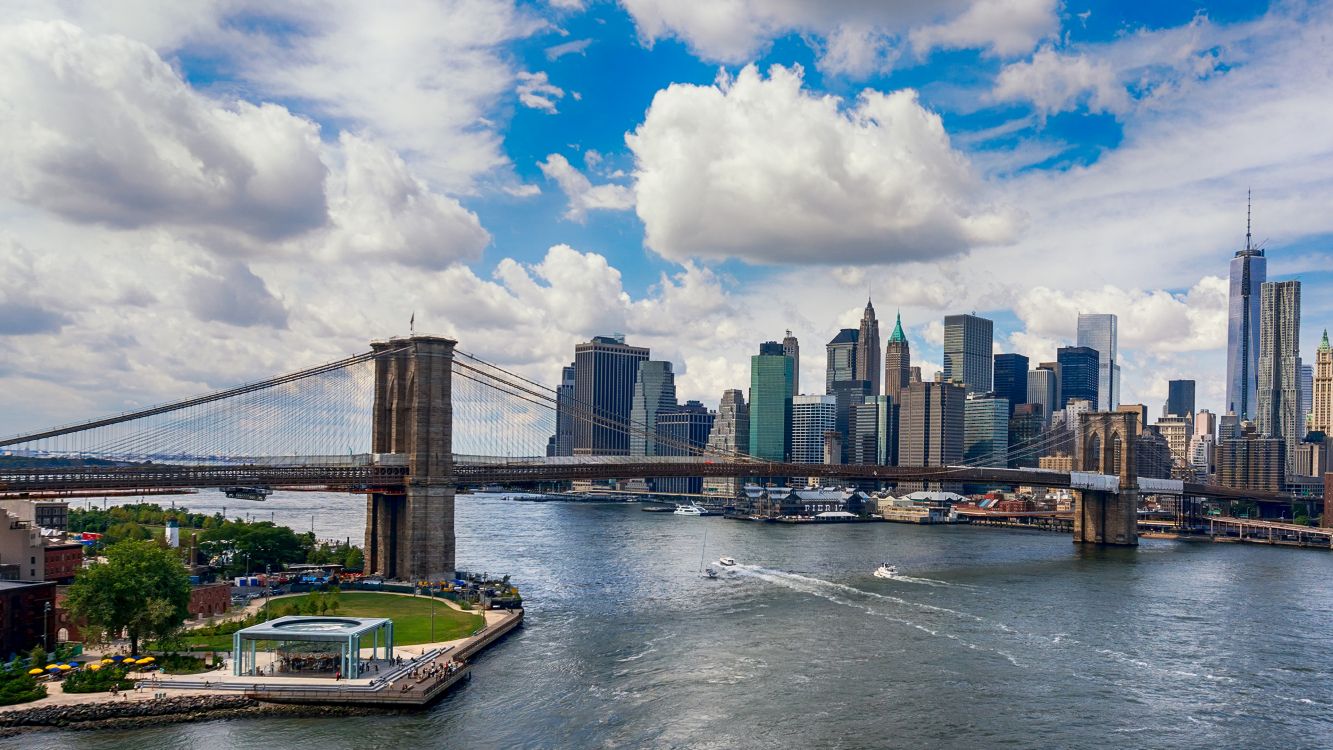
[0,460,1287,502]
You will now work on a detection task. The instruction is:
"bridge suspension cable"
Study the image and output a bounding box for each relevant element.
[0,348,407,465]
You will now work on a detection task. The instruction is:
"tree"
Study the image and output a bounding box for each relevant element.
[343,546,364,572]
[103,521,152,546]
[64,539,191,654]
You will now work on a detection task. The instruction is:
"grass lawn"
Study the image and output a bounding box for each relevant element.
[180,593,484,651]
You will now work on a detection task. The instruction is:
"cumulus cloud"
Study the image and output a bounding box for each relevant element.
[909,0,1059,58]
[1012,278,1227,356]
[627,64,1018,265]
[619,0,1057,75]
[537,154,635,221]
[185,260,289,329]
[0,21,328,239]
[516,71,566,113]
[323,134,490,269]
[216,1,545,193]
[992,46,1131,117]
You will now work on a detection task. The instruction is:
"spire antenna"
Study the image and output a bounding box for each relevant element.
[1246,188,1252,252]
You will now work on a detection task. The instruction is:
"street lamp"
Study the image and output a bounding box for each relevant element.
[42,602,52,650]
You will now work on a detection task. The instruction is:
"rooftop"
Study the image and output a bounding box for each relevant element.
[234,615,392,642]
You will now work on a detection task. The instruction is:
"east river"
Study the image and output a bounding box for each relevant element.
[14,492,1333,749]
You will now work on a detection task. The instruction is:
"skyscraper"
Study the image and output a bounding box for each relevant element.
[1076,313,1119,410]
[942,314,993,394]
[883,312,911,397]
[855,299,881,395]
[830,379,871,463]
[1166,380,1196,419]
[782,330,800,397]
[1257,279,1301,473]
[655,401,715,494]
[1027,367,1056,420]
[573,335,649,455]
[1226,194,1267,420]
[552,363,576,456]
[1301,363,1313,431]
[749,341,794,462]
[1313,331,1333,434]
[629,360,677,456]
[993,353,1029,417]
[703,389,749,499]
[1056,346,1099,409]
[825,329,858,393]
[898,381,966,470]
[964,393,1009,468]
[851,395,894,465]
[791,395,837,464]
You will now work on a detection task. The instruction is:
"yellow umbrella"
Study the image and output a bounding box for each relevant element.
[27,668,43,675]
[45,663,58,670]
[88,663,102,671]
[101,658,113,664]
[57,664,71,671]
[123,658,138,665]
[138,656,155,663]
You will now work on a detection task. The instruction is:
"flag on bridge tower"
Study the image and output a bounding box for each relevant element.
[410,311,415,335]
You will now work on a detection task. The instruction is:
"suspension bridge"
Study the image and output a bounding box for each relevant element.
[0,336,1288,580]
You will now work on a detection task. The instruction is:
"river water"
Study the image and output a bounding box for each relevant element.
[16,492,1333,749]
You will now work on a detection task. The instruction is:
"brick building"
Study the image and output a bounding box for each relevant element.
[189,583,231,619]
[0,580,57,655]
[44,543,84,584]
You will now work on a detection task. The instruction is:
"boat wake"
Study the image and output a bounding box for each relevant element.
[888,574,973,589]
[730,564,1024,668]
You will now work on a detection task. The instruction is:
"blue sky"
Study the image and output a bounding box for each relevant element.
[1,0,1332,435]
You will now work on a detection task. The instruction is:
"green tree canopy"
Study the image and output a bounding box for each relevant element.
[64,539,191,654]
[200,521,307,576]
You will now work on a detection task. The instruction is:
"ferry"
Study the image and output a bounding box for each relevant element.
[674,504,705,516]
[222,486,271,501]
[717,556,737,567]
[873,564,898,579]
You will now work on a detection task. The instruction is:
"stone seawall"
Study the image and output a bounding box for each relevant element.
[0,695,379,736]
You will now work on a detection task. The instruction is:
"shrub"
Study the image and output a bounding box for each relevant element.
[62,667,135,694]
[0,668,46,707]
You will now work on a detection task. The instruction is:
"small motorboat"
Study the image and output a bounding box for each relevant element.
[873,564,898,579]
[703,567,719,579]
[718,556,737,567]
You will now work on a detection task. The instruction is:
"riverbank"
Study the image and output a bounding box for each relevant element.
[0,694,383,737]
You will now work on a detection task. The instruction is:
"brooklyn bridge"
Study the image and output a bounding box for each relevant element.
[0,336,1289,581]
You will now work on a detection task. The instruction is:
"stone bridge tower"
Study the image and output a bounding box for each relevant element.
[1074,412,1139,546]
[365,336,455,581]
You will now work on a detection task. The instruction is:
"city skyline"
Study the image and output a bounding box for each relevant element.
[2,4,1333,439]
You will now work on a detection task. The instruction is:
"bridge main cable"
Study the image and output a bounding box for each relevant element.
[0,346,408,448]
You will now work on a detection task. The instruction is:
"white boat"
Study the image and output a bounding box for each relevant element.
[873,564,898,579]
[703,567,718,579]
[674,504,704,516]
[718,556,737,567]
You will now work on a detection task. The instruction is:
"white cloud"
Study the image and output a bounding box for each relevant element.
[0,21,328,239]
[992,46,1132,116]
[618,0,1057,75]
[516,71,566,113]
[627,64,1019,265]
[322,134,491,269]
[538,154,635,221]
[546,38,593,60]
[204,1,545,194]
[910,0,1059,58]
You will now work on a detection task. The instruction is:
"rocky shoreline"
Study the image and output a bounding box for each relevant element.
[0,695,387,736]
